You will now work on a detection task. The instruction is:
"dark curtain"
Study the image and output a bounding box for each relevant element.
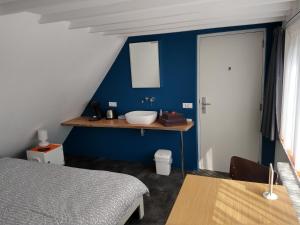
[261,27,285,141]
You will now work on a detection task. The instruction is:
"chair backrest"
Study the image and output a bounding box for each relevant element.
[229,156,278,184]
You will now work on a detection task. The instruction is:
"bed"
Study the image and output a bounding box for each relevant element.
[0,158,149,225]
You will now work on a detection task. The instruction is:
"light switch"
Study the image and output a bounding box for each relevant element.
[182,103,193,109]
[109,102,117,107]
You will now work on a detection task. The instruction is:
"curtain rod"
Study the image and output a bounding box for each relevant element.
[283,9,300,29]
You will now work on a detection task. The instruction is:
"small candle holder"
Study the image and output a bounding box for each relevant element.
[263,163,278,201]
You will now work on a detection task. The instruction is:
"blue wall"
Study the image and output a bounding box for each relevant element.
[64,23,280,170]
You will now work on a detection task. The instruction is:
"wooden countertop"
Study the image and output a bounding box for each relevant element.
[61,116,194,132]
[166,175,299,225]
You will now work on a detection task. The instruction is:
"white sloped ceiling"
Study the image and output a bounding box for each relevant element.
[0,12,125,156]
[0,0,295,36]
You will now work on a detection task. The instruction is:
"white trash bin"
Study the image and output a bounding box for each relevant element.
[154,149,172,176]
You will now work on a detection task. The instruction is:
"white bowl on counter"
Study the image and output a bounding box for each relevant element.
[125,111,158,125]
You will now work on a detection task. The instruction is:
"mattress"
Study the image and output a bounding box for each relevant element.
[0,158,149,225]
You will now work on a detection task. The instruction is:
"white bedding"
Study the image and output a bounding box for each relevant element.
[0,158,148,225]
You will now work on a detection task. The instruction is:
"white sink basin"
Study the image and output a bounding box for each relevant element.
[125,111,158,125]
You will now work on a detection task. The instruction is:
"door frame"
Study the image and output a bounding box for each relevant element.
[196,29,266,169]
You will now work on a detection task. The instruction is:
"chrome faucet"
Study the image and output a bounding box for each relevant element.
[141,96,156,104]
[149,97,155,103]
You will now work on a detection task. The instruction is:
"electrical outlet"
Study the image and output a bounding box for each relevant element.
[182,103,193,109]
[108,102,117,107]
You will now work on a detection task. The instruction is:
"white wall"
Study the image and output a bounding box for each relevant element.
[0,12,126,157]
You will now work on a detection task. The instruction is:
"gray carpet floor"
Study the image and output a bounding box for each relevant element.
[65,156,230,225]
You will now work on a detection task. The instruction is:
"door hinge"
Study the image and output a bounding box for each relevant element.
[262,40,265,48]
[260,103,263,111]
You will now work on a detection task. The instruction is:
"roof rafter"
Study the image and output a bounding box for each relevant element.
[0,0,129,16]
[68,0,293,30]
[88,3,290,33]
[39,0,293,24]
[104,16,284,37]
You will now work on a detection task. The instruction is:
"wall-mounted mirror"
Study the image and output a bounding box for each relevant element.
[129,41,160,88]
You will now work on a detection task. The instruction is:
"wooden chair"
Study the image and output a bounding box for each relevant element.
[229,156,278,184]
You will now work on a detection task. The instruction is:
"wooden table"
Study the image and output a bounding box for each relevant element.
[62,117,194,177]
[166,175,299,225]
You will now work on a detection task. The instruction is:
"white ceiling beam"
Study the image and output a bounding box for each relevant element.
[40,0,293,24]
[39,0,216,23]
[101,16,284,36]
[88,3,290,33]
[0,0,129,16]
[107,16,284,37]
[30,0,130,15]
[0,0,76,15]
[69,0,294,29]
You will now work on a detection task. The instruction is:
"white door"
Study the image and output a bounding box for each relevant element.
[198,30,264,172]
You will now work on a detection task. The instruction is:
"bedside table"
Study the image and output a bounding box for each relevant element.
[27,144,65,165]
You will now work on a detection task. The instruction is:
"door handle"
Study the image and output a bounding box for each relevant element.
[201,97,211,113]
